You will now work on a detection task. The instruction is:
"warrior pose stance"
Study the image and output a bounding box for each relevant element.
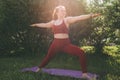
[31,5,100,79]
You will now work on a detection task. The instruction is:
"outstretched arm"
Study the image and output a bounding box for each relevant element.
[66,13,100,24]
[30,21,53,28]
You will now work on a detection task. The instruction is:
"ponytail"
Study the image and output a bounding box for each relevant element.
[52,7,58,20]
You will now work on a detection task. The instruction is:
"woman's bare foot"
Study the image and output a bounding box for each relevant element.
[82,73,91,80]
[35,68,40,72]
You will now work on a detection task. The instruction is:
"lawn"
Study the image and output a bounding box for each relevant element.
[0,47,119,80]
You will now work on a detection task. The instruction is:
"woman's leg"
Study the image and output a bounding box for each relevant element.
[38,41,60,68]
[62,44,87,73]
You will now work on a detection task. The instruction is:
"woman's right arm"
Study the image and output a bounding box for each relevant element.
[30,21,53,28]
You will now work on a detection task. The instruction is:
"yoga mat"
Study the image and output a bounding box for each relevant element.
[21,66,98,79]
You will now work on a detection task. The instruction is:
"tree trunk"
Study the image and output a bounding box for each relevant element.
[94,43,104,55]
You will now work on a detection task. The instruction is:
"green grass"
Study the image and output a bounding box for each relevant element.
[0,47,120,80]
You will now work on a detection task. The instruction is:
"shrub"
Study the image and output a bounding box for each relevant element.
[81,46,95,54]
[104,45,119,56]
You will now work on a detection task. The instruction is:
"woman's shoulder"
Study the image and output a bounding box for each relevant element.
[48,20,54,25]
[50,20,55,23]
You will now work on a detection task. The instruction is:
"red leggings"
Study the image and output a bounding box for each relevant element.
[39,38,87,73]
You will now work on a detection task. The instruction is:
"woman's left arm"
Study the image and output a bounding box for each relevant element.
[66,13,100,24]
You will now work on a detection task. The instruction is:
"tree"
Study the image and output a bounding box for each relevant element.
[0,0,90,56]
[104,0,120,44]
[86,0,119,54]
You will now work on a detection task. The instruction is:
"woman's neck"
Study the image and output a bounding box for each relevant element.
[57,16,65,20]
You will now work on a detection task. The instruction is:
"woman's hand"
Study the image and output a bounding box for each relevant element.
[91,13,101,18]
[30,24,36,27]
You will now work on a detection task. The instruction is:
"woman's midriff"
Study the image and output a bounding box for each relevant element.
[54,33,69,39]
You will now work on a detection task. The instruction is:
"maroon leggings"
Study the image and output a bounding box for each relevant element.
[39,38,87,73]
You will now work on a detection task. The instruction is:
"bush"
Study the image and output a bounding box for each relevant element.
[81,45,119,56]
[81,46,95,54]
[104,45,119,56]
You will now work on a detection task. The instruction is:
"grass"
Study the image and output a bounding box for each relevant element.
[0,47,120,80]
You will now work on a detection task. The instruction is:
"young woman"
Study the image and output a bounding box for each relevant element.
[31,5,100,79]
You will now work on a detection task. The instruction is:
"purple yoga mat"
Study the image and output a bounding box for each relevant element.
[21,66,39,72]
[21,66,98,79]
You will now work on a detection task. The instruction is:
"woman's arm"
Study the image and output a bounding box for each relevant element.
[66,13,100,24]
[30,20,53,28]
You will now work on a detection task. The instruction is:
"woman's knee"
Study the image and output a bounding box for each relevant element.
[80,49,85,54]
[77,49,85,57]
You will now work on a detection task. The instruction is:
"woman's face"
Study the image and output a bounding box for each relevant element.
[57,7,66,18]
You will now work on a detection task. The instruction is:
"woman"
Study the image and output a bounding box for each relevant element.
[31,5,100,79]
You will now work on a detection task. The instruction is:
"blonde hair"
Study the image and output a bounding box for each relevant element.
[52,5,65,20]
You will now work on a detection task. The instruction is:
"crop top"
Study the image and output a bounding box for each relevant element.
[52,20,69,34]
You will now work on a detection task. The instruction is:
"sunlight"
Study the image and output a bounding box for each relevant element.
[86,0,92,4]
[86,0,103,4]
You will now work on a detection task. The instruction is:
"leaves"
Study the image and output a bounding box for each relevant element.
[0,0,119,56]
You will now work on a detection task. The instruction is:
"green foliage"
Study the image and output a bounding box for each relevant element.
[0,0,119,56]
[0,0,53,56]
[104,45,120,56]
[104,0,120,29]
[0,1,4,25]
[81,45,119,56]
[0,0,90,56]
[85,0,120,54]
[81,46,95,53]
